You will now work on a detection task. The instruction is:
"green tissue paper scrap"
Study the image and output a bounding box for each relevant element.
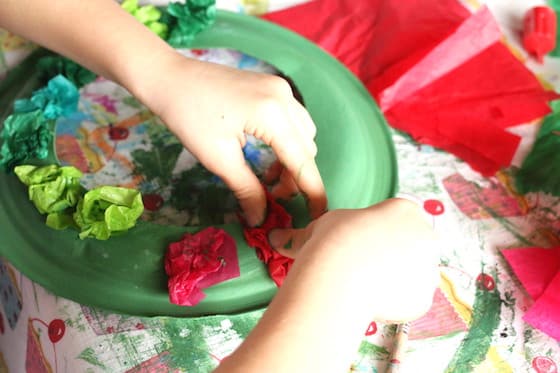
[37,56,97,87]
[14,164,84,230]
[0,75,79,171]
[15,164,83,213]
[516,99,560,196]
[13,164,144,238]
[165,0,216,46]
[547,0,560,57]
[122,0,169,38]
[14,74,78,119]
[0,110,53,171]
[74,186,144,240]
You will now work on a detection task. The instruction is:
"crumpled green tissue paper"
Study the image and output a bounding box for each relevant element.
[0,75,79,171]
[73,186,144,240]
[122,0,169,38]
[37,56,97,87]
[14,74,79,119]
[0,111,53,171]
[166,0,216,46]
[14,164,84,230]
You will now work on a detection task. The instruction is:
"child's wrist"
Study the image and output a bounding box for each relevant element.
[118,46,184,115]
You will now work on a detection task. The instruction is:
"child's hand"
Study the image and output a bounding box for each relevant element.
[135,53,327,226]
[217,198,440,373]
[269,198,440,323]
[0,0,327,227]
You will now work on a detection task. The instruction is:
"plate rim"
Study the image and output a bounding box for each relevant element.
[0,10,398,317]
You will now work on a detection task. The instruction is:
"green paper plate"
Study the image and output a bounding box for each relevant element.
[0,11,397,317]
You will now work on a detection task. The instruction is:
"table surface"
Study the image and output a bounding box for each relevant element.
[1,0,560,372]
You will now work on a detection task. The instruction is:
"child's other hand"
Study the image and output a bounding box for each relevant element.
[269,198,440,323]
[135,53,327,226]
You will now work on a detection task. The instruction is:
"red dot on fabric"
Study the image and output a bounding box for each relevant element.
[423,199,445,216]
[142,193,164,211]
[48,319,66,344]
[532,356,558,373]
[191,49,207,56]
[476,273,496,291]
[365,321,378,336]
[108,126,129,141]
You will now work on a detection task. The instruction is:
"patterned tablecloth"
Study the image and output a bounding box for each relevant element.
[1,1,560,372]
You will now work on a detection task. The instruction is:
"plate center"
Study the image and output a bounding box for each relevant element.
[55,48,283,226]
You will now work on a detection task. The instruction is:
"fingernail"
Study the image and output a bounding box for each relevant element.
[305,195,328,219]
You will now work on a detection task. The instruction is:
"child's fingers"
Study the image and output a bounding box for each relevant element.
[263,160,283,185]
[252,101,327,219]
[287,99,317,157]
[269,228,296,258]
[269,222,316,259]
[264,99,316,193]
[270,167,299,200]
[292,100,317,140]
[204,140,267,227]
[268,136,326,219]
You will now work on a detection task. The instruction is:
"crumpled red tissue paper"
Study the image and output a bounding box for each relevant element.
[264,0,558,176]
[242,190,294,287]
[165,227,240,306]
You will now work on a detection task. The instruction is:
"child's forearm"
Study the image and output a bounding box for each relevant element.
[215,240,379,373]
[0,0,178,99]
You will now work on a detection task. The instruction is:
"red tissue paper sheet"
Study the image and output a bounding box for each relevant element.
[502,246,560,340]
[264,0,558,176]
[524,271,560,341]
[242,190,294,287]
[165,227,240,306]
[502,247,560,300]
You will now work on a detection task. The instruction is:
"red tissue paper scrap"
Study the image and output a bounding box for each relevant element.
[502,246,560,340]
[242,190,294,287]
[264,0,558,176]
[165,227,240,306]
